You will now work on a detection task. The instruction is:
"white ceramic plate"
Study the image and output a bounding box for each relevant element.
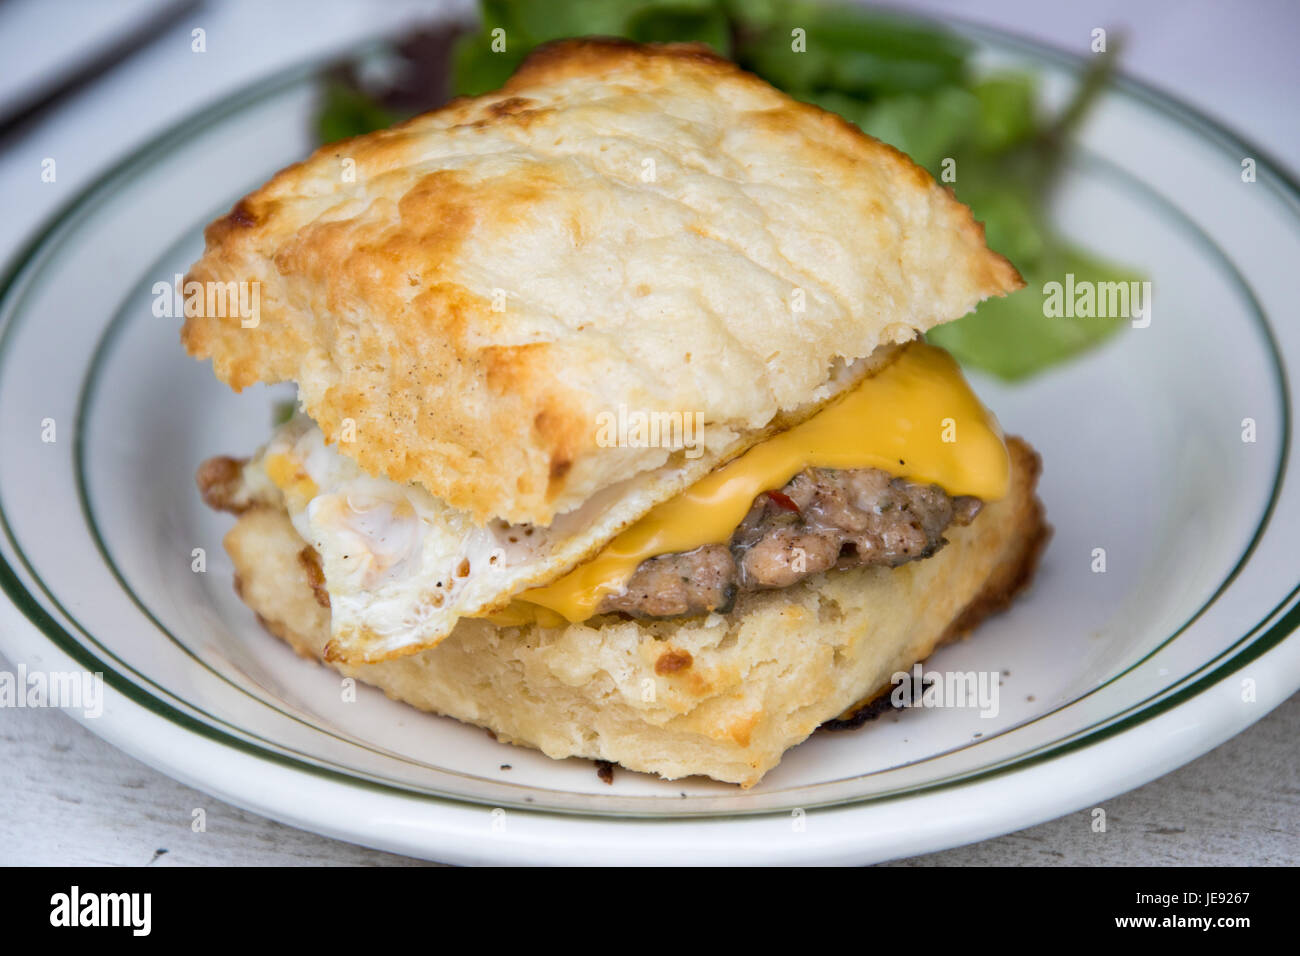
[2,24,1298,864]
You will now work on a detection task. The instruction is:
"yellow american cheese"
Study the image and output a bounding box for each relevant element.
[496,342,1010,626]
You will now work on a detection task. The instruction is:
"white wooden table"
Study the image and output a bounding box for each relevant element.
[2,0,1298,866]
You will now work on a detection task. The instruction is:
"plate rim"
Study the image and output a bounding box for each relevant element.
[56,141,1292,816]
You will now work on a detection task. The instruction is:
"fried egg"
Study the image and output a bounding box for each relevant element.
[245,414,749,663]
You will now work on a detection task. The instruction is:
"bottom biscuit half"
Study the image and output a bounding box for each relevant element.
[223,438,1048,787]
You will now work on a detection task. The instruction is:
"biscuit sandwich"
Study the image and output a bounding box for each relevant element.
[182,39,1048,786]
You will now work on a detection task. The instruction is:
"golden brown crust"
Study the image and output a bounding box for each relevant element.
[195,456,251,514]
[183,39,1023,526]
[221,436,1046,786]
[296,546,331,610]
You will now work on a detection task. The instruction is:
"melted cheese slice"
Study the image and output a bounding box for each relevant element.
[500,342,1010,625]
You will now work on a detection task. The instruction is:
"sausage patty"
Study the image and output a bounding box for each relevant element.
[597,467,981,619]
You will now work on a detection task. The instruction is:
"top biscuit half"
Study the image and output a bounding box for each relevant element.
[181,38,1023,528]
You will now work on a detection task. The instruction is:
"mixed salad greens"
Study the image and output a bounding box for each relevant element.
[318,0,1139,380]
